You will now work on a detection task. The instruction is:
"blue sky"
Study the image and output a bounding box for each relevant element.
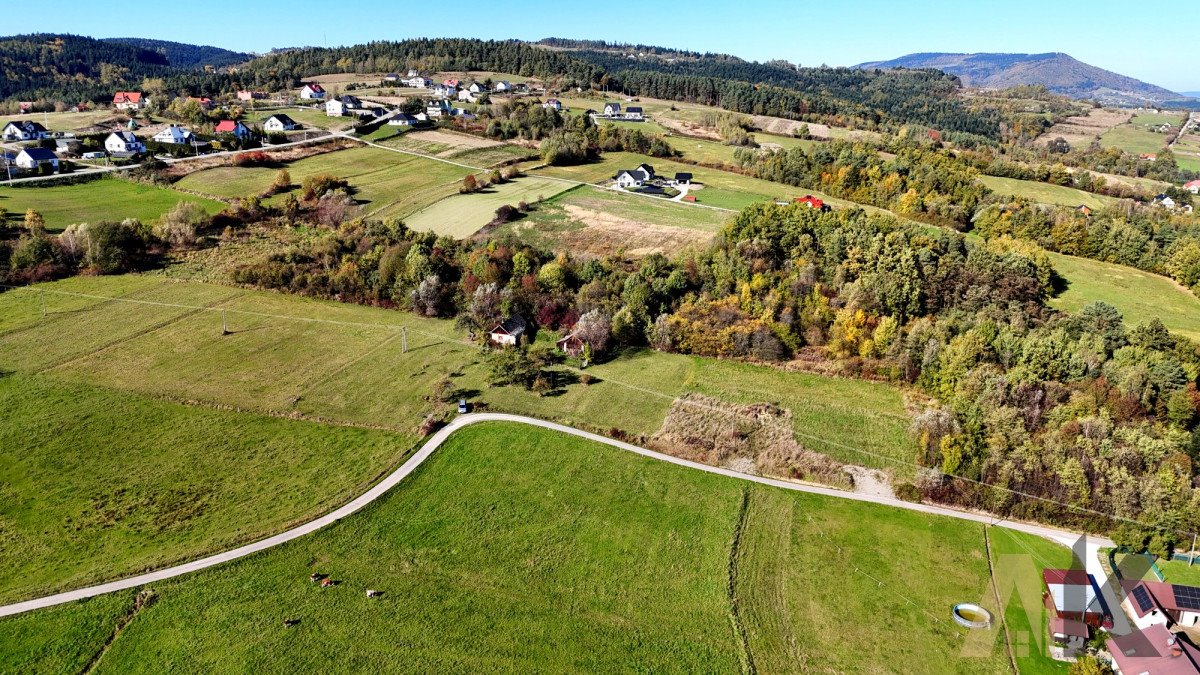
[13,0,1200,91]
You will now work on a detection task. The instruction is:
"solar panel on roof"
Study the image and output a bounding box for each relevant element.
[1174,585,1200,611]
[1132,585,1154,612]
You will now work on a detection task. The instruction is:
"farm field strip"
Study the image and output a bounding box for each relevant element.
[978,175,1118,209]
[400,176,575,238]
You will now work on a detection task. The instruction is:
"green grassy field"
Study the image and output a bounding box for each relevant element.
[448,144,536,167]
[663,135,817,166]
[979,175,1118,209]
[175,146,470,219]
[1100,125,1169,156]
[493,183,728,249]
[532,151,870,213]
[0,272,915,605]
[1048,252,1200,341]
[0,422,1016,673]
[0,110,120,132]
[0,373,418,604]
[0,276,911,468]
[402,175,574,238]
[0,178,225,232]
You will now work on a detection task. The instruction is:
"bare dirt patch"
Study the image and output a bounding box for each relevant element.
[750,115,833,138]
[554,203,714,256]
[657,117,722,140]
[161,139,351,179]
[650,393,851,488]
[1042,108,1132,147]
[406,130,504,156]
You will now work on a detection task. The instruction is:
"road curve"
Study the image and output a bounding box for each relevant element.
[0,412,1114,618]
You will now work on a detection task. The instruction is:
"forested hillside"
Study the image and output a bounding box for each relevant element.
[102,37,250,69]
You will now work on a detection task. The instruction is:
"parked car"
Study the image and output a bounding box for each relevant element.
[81,151,106,160]
[458,399,468,414]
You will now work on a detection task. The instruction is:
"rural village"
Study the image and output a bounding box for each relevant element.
[2,18,1200,675]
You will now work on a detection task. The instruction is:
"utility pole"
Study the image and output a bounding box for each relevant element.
[40,289,46,318]
[221,309,229,335]
[401,327,407,353]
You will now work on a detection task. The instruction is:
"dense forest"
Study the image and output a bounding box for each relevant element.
[101,38,251,69]
[0,34,275,103]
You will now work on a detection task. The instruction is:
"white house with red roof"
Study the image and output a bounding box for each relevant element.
[1108,624,1200,674]
[299,84,326,100]
[214,120,253,139]
[1043,569,1110,626]
[112,92,145,110]
[1185,180,1200,195]
[1122,580,1200,632]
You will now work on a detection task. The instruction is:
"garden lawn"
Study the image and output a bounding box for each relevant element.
[0,423,1011,674]
[174,146,470,219]
[979,175,1118,209]
[0,178,225,232]
[402,175,574,238]
[1048,252,1200,342]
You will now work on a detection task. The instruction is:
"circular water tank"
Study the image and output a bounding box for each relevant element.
[952,603,993,629]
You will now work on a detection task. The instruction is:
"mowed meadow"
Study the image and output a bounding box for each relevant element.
[3,423,1029,674]
[0,178,225,232]
[0,273,913,605]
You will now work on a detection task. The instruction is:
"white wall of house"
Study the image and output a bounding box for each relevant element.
[489,332,518,347]
[326,100,346,117]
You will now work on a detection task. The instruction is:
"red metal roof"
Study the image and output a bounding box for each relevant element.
[1109,624,1200,675]
[1042,569,1092,586]
[112,92,142,103]
[214,120,238,132]
[794,195,825,209]
[1050,616,1089,638]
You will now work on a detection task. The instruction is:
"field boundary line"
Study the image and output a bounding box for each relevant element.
[0,413,1116,618]
[983,527,1019,674]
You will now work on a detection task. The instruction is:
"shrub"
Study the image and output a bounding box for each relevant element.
[300,173,348,201]
[893,482,922,503]
[154,201,209,248]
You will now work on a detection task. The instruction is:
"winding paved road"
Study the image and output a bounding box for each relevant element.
[0,413,1116,620]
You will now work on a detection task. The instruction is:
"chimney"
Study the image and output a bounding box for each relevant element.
[1168,636,1183,657]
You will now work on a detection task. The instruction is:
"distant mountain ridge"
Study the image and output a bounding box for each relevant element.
[855,52,1182,106]
[102,37,250,69]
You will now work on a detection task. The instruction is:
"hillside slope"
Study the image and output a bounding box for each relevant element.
[102,37,250,69]
[857,52,1181,105]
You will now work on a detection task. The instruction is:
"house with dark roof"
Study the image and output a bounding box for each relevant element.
[263,114,297,132]
[387,113,419,127]
[488,315,527,347]
[105,131,145,155]
[152,125,196,145]
[14,147,59,171]
[624,106,644,120]
[602,102,621,116]
[615,167,653,189]
[673,172,693,185]
[2,120,48,142]
[1107,624,1200,675]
